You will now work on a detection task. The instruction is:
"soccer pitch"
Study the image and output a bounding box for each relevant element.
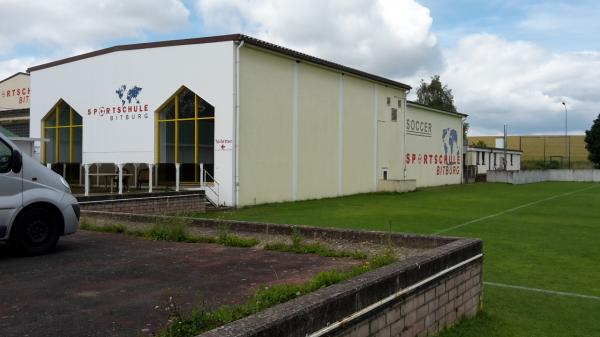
[202,182,600,337]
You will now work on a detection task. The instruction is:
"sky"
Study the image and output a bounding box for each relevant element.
[1,0,598,135]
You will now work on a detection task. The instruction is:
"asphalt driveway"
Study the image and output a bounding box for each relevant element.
[0,231,357,337]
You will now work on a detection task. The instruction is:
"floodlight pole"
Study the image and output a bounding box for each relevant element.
[562,102,570,168]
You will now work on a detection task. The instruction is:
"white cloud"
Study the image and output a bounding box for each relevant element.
[196,0,442,77]
[0,57,47,80]
[404,34,600,135]
[0,0,190,53]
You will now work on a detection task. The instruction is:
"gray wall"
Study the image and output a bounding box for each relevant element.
[487,169,600,184]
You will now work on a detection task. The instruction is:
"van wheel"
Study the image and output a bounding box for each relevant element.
[11,208,60,256]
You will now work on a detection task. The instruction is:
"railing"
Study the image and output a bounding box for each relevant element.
[200,167,220,207]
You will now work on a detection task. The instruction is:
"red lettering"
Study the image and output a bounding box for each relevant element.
[411,154,416,164]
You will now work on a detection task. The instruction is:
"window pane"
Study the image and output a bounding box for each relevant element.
[59,128,70,162]
[158,99,176,120]
[72,127,82,163]
[179,120,195,164]
[197,97,214,117]
[198,119,214,165]
[45,129,56,163]
[179,89,195,119]
[45,109,56,127]
[0,140,11,173]
[73,110,82,125]
[59,103,71,126]
[159,121,175,163]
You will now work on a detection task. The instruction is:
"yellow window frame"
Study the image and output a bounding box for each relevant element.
[42,100,82,164]
[155,88,215,168]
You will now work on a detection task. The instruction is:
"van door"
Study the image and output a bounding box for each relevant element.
[0,138,23,238]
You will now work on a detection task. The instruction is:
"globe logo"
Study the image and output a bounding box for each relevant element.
[115,85,143,106]
[442,128,459,157]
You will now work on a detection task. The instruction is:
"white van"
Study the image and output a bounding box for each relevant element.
[0,133,79,255]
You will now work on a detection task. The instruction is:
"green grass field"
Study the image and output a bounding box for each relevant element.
[199,182,600,337]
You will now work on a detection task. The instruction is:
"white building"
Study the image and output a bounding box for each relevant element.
[28,34,466,206]
[466,146,522,174]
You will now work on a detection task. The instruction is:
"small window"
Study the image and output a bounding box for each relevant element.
[391,108,398,122]
[397,100,402,108]
[494,153,497,165]
[386,97,391,106]
[383,169,388,180]
[510,154,513,166]
[482,152,485,162]
[476,152,480,165]
[0,139,12,173]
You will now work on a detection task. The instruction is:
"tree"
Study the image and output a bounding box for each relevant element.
[584,113,600,168]
[416,75,457,113]
[472,140,488,148]
[416,75,468,139]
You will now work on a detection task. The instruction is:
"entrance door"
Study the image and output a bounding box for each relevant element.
[0,138,23,238]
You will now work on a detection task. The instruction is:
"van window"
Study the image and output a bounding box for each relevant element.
[0,139,12,173]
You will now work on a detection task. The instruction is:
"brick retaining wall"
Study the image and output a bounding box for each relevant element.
[335,261,482,337]
[79,193,206,214]
[198,235,482,337]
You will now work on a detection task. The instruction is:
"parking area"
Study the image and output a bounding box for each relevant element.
[0,231,359,337]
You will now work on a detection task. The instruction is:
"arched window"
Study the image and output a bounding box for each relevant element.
[156,87,214,183]
[42,100,82,164]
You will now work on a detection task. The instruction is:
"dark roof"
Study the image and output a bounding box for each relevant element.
[407,100,468,117]
[468,146,522,153]
[27,34,411,91]
[0,72,29,84]
[0,108,30,118]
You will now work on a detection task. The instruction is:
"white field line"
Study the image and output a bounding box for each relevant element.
[484,282,600,301]
[433,184,599,235]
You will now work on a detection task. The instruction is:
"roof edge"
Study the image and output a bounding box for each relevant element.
[27,34,411,91]
[467,146,523,152]
[239,35,411,90]
[0,72,29,84]
[407,100,468,118]
[27,34,242,73]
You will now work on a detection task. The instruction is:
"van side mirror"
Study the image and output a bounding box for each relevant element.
[12,150,22,173]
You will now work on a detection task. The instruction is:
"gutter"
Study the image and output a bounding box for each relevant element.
[234,40,245,207]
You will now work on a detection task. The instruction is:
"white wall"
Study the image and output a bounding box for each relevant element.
[467,148,521,173]
[404,105,464,187]
[30,41,236,205]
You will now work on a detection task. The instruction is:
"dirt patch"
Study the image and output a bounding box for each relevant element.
[0,231,360,337]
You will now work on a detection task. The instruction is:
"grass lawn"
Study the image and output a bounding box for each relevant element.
[199,182,600,337]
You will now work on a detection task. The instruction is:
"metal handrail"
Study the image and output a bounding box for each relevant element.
[201,168,220,207]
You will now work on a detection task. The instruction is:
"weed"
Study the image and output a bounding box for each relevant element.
[216,228,258,247]
[264,232,367,260]
[157,253,396,337]
[146,220,192,243]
